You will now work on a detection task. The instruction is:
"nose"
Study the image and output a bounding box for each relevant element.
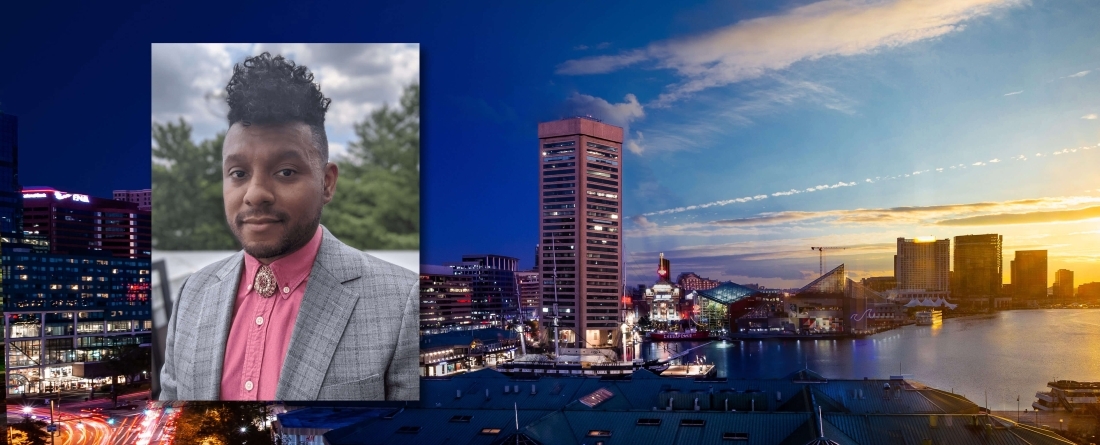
[242,175,275,208]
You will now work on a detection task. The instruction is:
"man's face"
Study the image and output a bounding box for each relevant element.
[222,122,337,262]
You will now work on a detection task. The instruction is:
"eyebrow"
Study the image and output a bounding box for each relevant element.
[224,149,310,169]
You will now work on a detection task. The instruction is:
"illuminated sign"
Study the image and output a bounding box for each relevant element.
[22,191,90,203]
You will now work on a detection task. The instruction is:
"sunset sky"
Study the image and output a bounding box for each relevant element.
[555,0,1100,288]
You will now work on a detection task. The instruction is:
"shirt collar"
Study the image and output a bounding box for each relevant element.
[242,225,325,299]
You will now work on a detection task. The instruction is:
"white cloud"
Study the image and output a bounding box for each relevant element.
[1082,114,1098,120]
[1065,70,1091,78]
[558,0,1022,105]
[625,130,646,155]
[564,93,645,131]
[1003,90,1023,96]
[632,216,658,230]
[151,43,419,155]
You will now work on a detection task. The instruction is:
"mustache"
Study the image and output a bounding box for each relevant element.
[235,210,290,225]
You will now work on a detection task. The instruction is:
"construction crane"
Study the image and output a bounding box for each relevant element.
[810,246,848,276]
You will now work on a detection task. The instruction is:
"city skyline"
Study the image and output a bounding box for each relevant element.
[412,1,1100,289]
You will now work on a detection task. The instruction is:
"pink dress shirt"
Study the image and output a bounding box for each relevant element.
[220,226,324,400]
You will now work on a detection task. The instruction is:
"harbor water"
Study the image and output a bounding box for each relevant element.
[641,309,1100,411]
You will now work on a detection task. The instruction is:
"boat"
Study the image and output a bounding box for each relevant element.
[915,310,942,326]
[647,330,714,341]
[1032,380,1100,412]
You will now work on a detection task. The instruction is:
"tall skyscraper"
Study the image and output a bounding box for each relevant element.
[0,112,23,236]
[894,237,950,302]
[447,254,519,328]
[1011,250,1047,303]
[1054,269,1074,302]
[953,234,1003,299]
[538,116,623,349]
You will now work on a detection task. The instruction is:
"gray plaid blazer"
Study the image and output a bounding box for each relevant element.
[158,226,420,401]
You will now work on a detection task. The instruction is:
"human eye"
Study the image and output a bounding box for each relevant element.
[228,170,247,179]
[275,169,297,177]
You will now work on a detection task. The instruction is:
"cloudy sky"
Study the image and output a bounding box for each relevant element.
[580,0,1100,288]
[408,0,1100,290]
[151,43,419,160]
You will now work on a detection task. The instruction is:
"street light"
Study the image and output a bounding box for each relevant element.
[620,322,629,363]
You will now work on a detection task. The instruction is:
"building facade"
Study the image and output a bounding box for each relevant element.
[537,117,623,349]
[675,271,720,292]
[1054,269,1074,303]
[22,186,151,259]
[1011,250,1048,305]
[515,270,540,322]
[1078,282,1100,303]
[419,264,474,334]
[0,112,22,237]
[113,188,152,211]
[5,193,152,396]
[894,237,951,303]
[953,234,1002,301]
[447,254,519,328]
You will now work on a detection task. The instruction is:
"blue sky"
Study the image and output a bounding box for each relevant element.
[419,0,1100,288]
[2,0,1098,288]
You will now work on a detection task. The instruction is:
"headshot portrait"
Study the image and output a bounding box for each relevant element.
[150,43,420,401]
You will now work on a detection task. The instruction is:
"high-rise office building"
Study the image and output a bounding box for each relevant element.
[1011,250,1047,303]
[953,234,1002,299]
[419,264,474,334]
[22,186,151,259]
[894,237,950,302]
[447,254,519,328]
[113,188,152,211]
[5,185,152,395]
[1054,269,1074,302]
[1079,282,1100,303]
[0,112,23,236]
[538,116,623,349]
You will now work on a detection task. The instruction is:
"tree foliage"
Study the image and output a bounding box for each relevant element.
[173,402,273,445]
[151,119,238,250]
[10,417,49,445]
[322,82,420,250]
[152,83,420,251]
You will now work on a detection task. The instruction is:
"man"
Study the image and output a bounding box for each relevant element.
[158,53,419,401]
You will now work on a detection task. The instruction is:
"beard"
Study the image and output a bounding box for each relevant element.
[229,207,322,260]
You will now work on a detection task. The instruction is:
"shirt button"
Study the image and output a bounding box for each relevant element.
[255,316,264,326]
[244,380,254,391]
[283,286,290,294]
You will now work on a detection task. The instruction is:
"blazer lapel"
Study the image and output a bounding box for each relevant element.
[276,228,362,400]
[195,252,243,400]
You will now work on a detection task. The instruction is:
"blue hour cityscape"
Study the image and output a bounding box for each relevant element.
[4,0,1100,444]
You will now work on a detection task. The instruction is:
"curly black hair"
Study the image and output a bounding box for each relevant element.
[225,52,332,165]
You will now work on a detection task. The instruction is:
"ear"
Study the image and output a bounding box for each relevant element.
[322,162,339,204]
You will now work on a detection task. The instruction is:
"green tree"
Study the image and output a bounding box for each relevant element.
[104,344,151,406]
[151,119,238,250]
[322,83,420,250]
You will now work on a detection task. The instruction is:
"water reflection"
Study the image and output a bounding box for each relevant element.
[641,310,1100,410]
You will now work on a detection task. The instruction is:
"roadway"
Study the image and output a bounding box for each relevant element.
[6,391,178,445]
